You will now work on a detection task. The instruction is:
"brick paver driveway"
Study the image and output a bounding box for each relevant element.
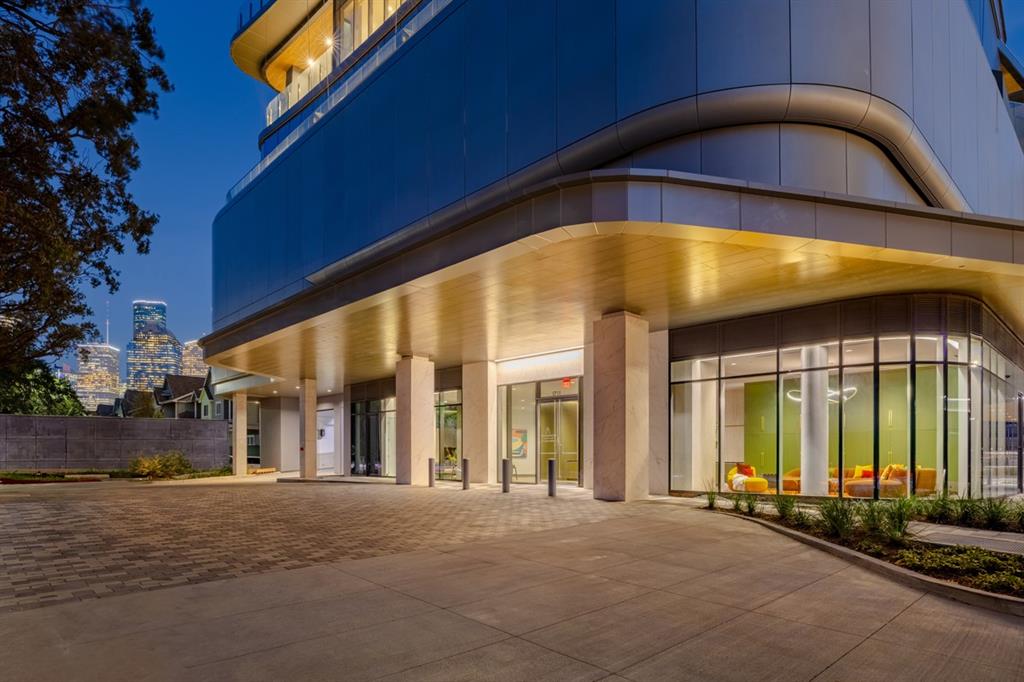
[2,478,1023,681]
[0,477,635,613]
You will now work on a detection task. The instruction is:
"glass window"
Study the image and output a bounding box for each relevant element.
[507,383,537,484]
[840,339,873,366]
[670,381,718,492]
[720,376,777,494]
[780,368,839,497]
[946,335,968,364]
[671,357,718,382]
[970,335,983,367]
[914,364,943,496]
[947,365,969,496]
[722,350,776,377]
[781,342,839,371]
[841,366,875,498]
[878,366,911,497]
[435,389,462,406]
[436,403,462,480]
[914,334,944,362]
[879,336,910,363]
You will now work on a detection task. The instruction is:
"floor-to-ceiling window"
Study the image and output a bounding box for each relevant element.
[497,377,582,485]
[351,397,396,477]
[435,389,462,480]
[669,295,1024,498]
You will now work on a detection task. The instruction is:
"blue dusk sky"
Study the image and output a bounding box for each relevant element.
[75,1,1024,368]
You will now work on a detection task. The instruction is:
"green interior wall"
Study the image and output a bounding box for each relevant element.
[745,369,918,476]
[743,381,776,475]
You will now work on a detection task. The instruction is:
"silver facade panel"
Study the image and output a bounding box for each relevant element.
[701,124,780,186]
[869,0,914,116]
[695,0,790,92]
[790,0,870,91]
[780,124,847,194]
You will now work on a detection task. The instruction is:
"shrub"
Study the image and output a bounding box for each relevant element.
[882,497,914,541]
[129,451,193,479]
[771,494,796,521]
[729,493,743,511]
[704,480,718,510]
[979,497,1010,530]
[740,493,759,516]
[922,494,954,524]
[1014,501,1024,532]
[952,497,980,526]
[894,545,1024,598]
[791,507,813,529]
[856,501,885,535]
[818,499,856,539]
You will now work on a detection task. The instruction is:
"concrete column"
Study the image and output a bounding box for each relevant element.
[396,355,434,485]
[463,361,497,484]
[648,330,669,496]
[801,346,829,496]
[341,385,352,476]
[593,312,650,501]
[583,343,594,490]
[232,391,248,476]
[298,378,318,479]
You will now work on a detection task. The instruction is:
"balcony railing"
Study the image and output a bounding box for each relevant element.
[228,0,453,201]
[237,0,275,33]
[265,0,417,129]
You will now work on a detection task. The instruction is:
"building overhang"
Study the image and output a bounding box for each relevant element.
[231,0,331,89]
[202,172,1024,397]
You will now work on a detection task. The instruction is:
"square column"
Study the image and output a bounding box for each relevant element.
[232,391,248,476]
[462,361,496,484]
[583,343,594,490]
[298,378,318,479]
[340,385,352,476]
[648,330,670,496]
[396,355,434,485]
[593,312,650,501]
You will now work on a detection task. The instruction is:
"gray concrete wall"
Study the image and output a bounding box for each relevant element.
[0,415,229,471]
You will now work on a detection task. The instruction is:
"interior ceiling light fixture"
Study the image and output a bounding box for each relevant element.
[786,387,857,403]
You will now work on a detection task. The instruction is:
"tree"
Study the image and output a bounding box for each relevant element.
[0,360,85,415]
[0,1,171,375]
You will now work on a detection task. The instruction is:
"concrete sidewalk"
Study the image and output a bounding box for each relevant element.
[910,521,1024,556]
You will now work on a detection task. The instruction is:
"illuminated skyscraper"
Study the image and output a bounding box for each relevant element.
[75,343,121,412]
[181,340,207,377]
[126,300,182,390]
[132,300,167,336]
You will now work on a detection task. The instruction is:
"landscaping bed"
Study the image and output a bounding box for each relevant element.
[0,472,107,484]
[709,492,1024,599]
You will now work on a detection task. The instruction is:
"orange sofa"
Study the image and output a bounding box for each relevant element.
[781,465,937,497]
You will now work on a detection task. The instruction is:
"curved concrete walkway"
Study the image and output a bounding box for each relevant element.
[1,481,1021,681]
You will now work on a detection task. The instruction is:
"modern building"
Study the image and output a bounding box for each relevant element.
[206,0,1024,499]
[74,343,121,412]
[127,300,182,389]
[181,340,207,378]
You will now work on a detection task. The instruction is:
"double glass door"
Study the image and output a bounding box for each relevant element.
[539,398,580,482]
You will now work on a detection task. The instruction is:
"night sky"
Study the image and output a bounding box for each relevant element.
[74,1,1024,370]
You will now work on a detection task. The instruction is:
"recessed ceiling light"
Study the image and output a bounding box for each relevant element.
[295,386,301,390]
[272,390,278,394]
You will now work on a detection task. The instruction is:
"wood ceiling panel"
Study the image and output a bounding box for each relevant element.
[208,223,1024,396]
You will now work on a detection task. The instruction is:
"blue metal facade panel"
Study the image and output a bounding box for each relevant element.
[615,0,696,119]
[212,0,1024,329]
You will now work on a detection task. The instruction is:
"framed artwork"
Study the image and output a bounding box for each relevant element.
[510,428,528,458]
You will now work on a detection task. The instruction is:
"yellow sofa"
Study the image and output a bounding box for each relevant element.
[782,465,937,496]
[726,466,769,493]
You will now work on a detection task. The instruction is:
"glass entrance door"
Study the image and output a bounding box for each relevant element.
[539,398,580,482]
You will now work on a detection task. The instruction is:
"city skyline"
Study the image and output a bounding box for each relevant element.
[74,299,207,388]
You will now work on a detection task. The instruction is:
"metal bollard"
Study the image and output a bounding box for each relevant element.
[427,458,434,487]
[462,458,470,490]
[502,459,511,493]
[547,458,556,497]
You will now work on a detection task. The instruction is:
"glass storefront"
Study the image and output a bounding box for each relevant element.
[670,297,1024,499]
[435,390,462,481]
[350,398,396,477]
[498,377,582,485]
